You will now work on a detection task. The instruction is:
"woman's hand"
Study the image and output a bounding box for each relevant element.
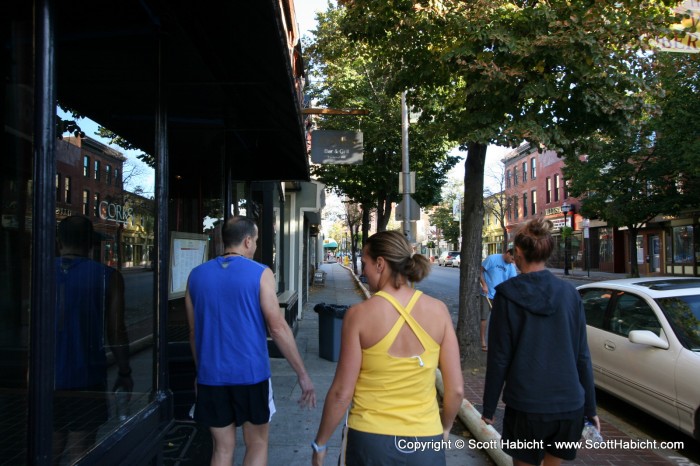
[311,449,326,466]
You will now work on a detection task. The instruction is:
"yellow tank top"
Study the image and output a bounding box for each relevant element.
[348,290,443,436]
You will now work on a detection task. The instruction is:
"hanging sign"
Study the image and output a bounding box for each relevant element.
[310,130,364,165]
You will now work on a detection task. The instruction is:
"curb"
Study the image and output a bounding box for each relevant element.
[436,370,511,466]
[342,263,509,465]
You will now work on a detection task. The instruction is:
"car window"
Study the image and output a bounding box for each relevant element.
[580,288,611,329]
[610,292,661,337]
[656,295,700,351]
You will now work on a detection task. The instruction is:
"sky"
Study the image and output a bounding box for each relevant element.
[291,0,509,193]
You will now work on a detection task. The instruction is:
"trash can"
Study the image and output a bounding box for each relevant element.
[314,303,349,362]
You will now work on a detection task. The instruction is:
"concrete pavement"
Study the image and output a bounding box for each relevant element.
[162,262,681,465]
[162,262,491,465]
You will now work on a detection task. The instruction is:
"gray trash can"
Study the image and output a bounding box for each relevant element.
[314,303,348,362]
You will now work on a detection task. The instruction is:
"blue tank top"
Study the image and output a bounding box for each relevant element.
[55,257,113,389]
[188,255,271,385]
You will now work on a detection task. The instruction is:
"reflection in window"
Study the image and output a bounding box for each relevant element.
[599,228,614,264]
[657,295,700,351]
[65,176,72,204]
[580,288,611,329]
[672,226,694,264]
[610,293,659,337]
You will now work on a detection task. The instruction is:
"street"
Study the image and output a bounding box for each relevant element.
[418,263,700,465]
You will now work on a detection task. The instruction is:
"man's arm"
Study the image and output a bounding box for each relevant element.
[259,268,316,408]
[105,269,133,392]
[480,267,489,295]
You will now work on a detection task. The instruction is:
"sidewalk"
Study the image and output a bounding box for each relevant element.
[162,263,678,465]
[162,262,490,465]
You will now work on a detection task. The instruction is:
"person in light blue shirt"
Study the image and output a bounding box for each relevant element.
[479,249,517,351]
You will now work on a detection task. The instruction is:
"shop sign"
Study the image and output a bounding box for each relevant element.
[310,130,363,164]
[99,201,133,224]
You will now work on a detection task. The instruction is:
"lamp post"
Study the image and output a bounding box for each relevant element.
[561,201,571,275]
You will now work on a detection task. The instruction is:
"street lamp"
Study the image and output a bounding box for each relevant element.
[561,201,571,275]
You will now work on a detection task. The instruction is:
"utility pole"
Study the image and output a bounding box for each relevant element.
[401,91,412,242]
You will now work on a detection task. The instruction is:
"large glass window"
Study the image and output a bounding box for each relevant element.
[3,4,159,463]
[554,174,560,202]
[546,177,551,203]
[53,119,156,463]
[531,189,537,215]
[2,5,34,463]
[672,226,694,264]
[531,157,537,179]
[522,161,527,183]
[599,228,614,264]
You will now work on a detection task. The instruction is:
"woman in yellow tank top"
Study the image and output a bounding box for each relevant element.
[312,231,464,466]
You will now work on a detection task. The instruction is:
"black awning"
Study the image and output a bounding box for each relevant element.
[55,0,309,195]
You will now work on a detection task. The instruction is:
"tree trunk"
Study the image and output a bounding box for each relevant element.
[361,204,370,246]
[456,142,487,368]
[376,197,391,232]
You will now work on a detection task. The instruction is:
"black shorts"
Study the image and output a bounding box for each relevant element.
[501,406,584,465]
[344,429,446,466]
[195,379,275,428]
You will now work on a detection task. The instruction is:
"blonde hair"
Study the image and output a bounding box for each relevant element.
[363,230,431,288]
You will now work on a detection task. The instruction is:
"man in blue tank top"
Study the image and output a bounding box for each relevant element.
[54,215,132,463]
[479,249,518,351]
[186,216,316,465]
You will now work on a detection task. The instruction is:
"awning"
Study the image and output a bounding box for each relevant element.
[55,0,309,198]
[323,239,339,249]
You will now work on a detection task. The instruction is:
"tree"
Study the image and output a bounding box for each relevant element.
[345,200,363,274]
[335,0,677,364]
[566,53,700,277]
[429,205,460,247]
[305,6,459,239]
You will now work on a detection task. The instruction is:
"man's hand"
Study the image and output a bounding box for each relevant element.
[481,415,494,426]
[298,374,316,409]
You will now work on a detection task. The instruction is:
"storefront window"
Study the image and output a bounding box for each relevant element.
[1,4,34,464]
[673,226,694,264]
[52,122,157,462]
[599,228,614,264]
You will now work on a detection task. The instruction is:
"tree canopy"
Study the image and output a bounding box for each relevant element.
[565,52,700,277]
[305,5,459,234]
[331,0,680,364]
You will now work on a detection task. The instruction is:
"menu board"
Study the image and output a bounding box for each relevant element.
[169,232,209,299]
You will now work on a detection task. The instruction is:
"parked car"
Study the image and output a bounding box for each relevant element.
[577,278,700,441]
[451,254,460,268]
[438,251,460,267]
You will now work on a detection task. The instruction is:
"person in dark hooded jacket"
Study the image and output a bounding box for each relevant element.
[481,217,599,466]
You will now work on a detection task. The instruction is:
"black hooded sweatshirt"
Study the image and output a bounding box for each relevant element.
[482,269,597,420]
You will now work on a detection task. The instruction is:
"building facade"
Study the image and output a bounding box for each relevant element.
[1,1,323,464]
[502,142,698,276]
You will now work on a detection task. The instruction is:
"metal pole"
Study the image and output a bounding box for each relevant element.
[401,91,412,242]
[563,210,570,275]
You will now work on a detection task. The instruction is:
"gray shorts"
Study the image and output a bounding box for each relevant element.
[344,428,446,466]
[480,295,492,321]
